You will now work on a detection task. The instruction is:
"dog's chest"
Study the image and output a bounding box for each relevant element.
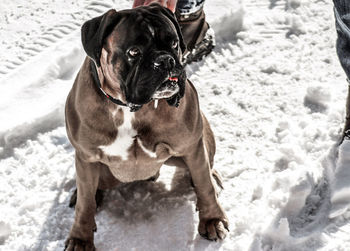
[98,107,165,182]
[99,107,139,161]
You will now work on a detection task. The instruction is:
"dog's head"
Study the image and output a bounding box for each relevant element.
[81,3,186,108]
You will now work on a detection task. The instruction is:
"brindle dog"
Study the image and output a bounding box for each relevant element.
[65,4,228,250]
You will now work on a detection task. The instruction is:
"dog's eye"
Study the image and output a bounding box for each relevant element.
[172,40,178,49]
[128,47,141,57]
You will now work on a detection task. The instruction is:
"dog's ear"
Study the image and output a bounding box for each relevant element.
[81,9,121,66]
[149,3,186,54]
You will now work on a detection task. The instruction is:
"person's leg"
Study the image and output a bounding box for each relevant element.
[334,0,350,142]
[132,0,177,12]
[176,0,215,65]
[343,85,350,138]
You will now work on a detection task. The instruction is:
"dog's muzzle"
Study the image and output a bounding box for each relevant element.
[153,54,176,71]
[152,54,180,99]
[152,76,179,99]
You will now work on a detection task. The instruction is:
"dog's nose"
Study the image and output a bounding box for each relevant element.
[154,55,175,70]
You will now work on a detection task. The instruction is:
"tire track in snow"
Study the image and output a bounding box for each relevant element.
[0,0,115,79]
[243,0,303,39]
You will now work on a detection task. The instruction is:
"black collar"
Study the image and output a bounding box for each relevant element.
[90,61,142,112]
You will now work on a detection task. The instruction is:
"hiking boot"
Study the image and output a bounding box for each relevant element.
[176,6,215,65]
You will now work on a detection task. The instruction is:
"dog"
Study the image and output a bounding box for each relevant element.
[64,4,228,250]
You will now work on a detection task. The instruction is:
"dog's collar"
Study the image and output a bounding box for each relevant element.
[90,60,142,112]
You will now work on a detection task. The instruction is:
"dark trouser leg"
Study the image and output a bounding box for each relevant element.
[342,85,350,141]
[175,0,215,65]
[176,7,208,51]
[333,3,350,142]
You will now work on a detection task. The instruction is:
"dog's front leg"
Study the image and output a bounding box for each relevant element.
[183,138,229,241]
[65,153,99,251]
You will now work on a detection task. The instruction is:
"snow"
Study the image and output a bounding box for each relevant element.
[330,139,350,219]
[1,0,350,250]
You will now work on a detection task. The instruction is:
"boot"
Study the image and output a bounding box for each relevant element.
[176,6,215,65]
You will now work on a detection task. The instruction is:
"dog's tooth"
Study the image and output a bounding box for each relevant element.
[154,100,158,109]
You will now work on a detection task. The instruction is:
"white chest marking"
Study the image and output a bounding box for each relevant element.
[99,107,137,161]
[137,138,157,158]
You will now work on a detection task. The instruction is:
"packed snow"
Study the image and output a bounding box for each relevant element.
[1,0,350,250]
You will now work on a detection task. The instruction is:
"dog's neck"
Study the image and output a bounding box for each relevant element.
[99,48,125,102]
[90,60,130,108]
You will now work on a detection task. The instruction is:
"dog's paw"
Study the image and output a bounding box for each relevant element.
[198,218,229,241]
[64,237,95,251]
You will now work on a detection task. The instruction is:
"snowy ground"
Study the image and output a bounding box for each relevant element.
[1,0,350,250]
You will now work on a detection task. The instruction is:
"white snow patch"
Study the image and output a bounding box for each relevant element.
[0,31,84,158]
[304,84,332,112]
[0,222,11,245]
[330,139,350,218]
[212,8,244,44]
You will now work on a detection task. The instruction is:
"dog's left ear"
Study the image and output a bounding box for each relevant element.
[81,9,121,66]
[149,3,186,54]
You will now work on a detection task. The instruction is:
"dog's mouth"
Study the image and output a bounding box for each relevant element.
[152,76,179,100]
[126,74,182,112]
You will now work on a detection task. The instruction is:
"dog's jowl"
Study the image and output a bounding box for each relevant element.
[64,4,228,250]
